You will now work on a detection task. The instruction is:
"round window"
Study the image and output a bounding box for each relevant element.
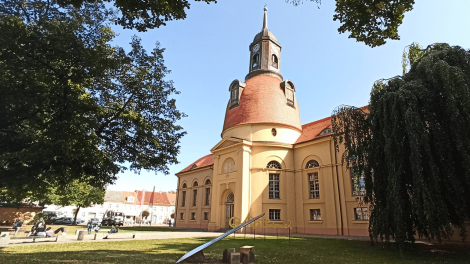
[271,128,277,136]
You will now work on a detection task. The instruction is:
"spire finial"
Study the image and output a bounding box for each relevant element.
[263,4,268,29]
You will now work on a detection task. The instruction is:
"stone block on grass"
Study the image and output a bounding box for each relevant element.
[94,233,103,240]
[0,236,10,246]
[228,252,240,264]
[223,248,236,263]
[77,230,86,241]
[240,246,255,264]
[56,235,66,242]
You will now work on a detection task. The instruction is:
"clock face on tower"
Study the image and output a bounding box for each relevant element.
[253,44,260,52]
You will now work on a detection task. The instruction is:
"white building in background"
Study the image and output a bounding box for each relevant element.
[43,190,176,224]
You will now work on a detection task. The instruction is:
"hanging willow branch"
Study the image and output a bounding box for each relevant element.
[332,43,470,248]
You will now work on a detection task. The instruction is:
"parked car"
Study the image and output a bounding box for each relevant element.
[52,217,66,225]
[91,218,100,225]
[76,219,85,224]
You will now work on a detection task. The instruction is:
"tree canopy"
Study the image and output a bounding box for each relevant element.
[0,1,186,203]
[332,43,470,246]
[289,0,415,47]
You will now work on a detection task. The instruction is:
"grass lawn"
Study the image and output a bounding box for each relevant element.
[1,225,180,237]
[1,236,469,263]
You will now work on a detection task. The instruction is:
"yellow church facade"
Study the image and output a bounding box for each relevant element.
[175,9,369,237]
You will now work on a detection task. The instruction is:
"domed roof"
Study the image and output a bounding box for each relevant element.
[222,75,302,133]
[253,28,278,43]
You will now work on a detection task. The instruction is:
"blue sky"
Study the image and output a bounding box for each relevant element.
[107,0,470,193]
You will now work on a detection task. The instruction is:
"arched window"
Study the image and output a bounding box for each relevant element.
[191,164,197,169]
[267,161,282,169]
[272,54,278,68]
[182,183,187,188]
[193,181,198,187]
[252,54,259,68]
[306,160,320,168]
[205,179,211,185]
[226,193,234,203]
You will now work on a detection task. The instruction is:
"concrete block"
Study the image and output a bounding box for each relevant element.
[55,235,66,242]
[240,246,255,264]
[0,232,10,238]
[223,248,236,263]
[77,230,86,241]
[0,236,10,246]
[94,233,103,240]
[228,252,240,264]
[133,232,141,239]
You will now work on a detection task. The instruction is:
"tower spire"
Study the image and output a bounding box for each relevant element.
[263,6,268,29]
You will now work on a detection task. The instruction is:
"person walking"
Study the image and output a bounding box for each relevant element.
[87,221,92,234]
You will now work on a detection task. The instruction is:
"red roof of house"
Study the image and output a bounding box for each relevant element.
[223,75,302,133]
[121,191,139,205]
[134,190,170,206]
[178,154,214,174]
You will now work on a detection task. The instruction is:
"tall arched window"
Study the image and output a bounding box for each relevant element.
[267,161,282,169]
[205,179,211,185]
[226,193,234,203]
[193,181,198,187]
[305,160,319,168]
[272,54,278,68]
[252,54,259,68]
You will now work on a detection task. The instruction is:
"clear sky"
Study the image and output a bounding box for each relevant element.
[106,0,470,193]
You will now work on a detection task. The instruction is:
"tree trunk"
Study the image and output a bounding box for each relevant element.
[73,206,80,225]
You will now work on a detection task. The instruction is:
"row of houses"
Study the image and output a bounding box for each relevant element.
[43,190,176,224]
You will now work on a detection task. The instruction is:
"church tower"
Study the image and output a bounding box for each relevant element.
[222,8,302,144]
[246,7,282,81]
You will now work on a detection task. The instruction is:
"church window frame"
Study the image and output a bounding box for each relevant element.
[272,54,278,69]
[351,171,365,196]
[305,160,319,168]
[308,172,320,199]
[269,209,281,221]
[205,187,211,206]
[269,174,280,199]
[181,191,186,207]
[192,189,197,206]
[267,161,282,169]
[281,80,296,108]
[252,53,260,69]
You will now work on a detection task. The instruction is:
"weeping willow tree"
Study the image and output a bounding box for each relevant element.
[332,43,470,247]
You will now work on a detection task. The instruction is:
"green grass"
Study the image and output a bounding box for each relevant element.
[1,225,180,237]
[1,236,469,263]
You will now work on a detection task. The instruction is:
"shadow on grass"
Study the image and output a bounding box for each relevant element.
[0,236,469,264]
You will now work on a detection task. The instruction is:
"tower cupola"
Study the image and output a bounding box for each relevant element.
[246,7,282,81]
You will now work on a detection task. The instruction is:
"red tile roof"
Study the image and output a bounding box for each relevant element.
[223,75,302,133]
[134,190,170,206]
[295,105,369,144]
[121,191,139,204]
[178,154,214,174]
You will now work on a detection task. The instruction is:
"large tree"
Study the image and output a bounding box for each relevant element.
[332,43,470,247]
[0,1,186,203]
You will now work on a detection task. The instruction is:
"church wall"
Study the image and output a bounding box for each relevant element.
[251,124,301,144]
[209,147,241,231]
[175,167,213,229]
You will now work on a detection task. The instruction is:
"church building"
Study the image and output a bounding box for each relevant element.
[175,8,368,237]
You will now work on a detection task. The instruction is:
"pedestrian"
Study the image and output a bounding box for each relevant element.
[87,221,92,234]
[94,223,101,233]
[168,220,171,227]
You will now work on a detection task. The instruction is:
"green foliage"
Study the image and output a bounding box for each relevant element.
[26,212,57,225]
[141,210,150,218]
[57,0,217,31]
[289,0,415,47]
[0,1,186,204]
[332,43,470,247]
